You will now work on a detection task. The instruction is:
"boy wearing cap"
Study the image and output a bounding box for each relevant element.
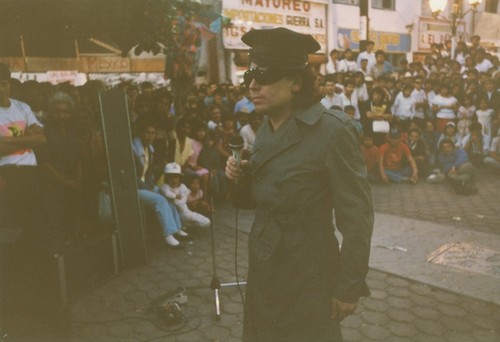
[160,162,210,230]
[225,28,373,341]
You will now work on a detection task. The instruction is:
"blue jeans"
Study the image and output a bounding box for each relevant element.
[138,188,182,236]
[384,166,412,183]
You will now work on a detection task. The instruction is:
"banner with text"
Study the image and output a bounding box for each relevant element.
[337,28,411,53]
[417,17,466,52]
[222,0,327,53]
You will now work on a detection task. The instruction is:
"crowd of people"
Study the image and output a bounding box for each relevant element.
[0,61,264,247]
[321,36,499,194]
[0,35,498,246]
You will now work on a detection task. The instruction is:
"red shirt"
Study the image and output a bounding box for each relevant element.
[362,145,379,173]
[379,142,412,170]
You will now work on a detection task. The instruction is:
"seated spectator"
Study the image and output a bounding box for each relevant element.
[133,122,184,247]
[462,122,491,166]
[379,128,418,184]
[320,76,339,109]
[186,175,212,216]
[199,131,227,201]
[207,104,223,134]
[185,121,210,196]
[174,118,194,170]
[406,127,430,177]
[431,138,477,194]
[437,122,462,149]
[422,120,440,168]
[484,128,500,171]
[240,111,263,159]
[160,162,210,230]
[361,134,380,182]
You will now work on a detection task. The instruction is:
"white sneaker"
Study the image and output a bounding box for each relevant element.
[165,235,180,247]
[176,229,188,237]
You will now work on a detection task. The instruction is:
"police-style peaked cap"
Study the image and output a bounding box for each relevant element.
[241,27,320,70]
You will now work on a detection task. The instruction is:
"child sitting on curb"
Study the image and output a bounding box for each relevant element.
[161,163,211,231]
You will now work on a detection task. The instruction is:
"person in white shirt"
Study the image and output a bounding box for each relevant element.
[325,49,341,75]
[160,162,210,230]
[410,76,427,125]
[432,84,459,132]
[357,40,376,69]
[391,85,416,130]
[320,78,339,109]
[475,51,494,73]
[338,49,359,73]
[334,78,360,120]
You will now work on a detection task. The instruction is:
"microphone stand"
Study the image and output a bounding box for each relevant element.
[190,173,246,322]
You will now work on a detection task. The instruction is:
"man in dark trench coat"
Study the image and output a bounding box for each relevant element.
[225,27,374,342]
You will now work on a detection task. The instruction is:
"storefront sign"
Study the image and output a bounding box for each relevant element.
[417,17,466,51]
[222,0,327,53]
[47,70,79,85]
[83,56,130,72]
[337,28,411,53]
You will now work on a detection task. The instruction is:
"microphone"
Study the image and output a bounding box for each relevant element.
[228,135,244,167]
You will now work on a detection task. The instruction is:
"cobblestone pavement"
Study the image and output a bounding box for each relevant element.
[3,167,500,341]
[5,221,500,341]
[371,168,500,235]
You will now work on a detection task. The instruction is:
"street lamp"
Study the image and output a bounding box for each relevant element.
[429,0,483,57]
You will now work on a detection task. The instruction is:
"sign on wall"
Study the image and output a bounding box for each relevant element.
[417,17,466,51]
[222,0,327,53]
[337,28,411,53]
[47,70,79,85]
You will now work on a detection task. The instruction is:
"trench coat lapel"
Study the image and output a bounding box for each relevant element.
[252,116,301,175]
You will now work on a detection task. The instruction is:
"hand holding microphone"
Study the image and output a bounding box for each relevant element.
[225,136,249,183]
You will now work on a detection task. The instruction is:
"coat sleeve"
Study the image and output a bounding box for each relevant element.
[326,121,374,303]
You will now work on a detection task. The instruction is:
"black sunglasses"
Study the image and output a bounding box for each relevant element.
[243,67,287,87]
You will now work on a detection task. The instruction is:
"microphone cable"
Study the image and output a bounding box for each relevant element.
[234,206,246,310]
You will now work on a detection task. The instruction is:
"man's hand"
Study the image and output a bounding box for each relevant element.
[225,156,250,182]
[331,298,358,321]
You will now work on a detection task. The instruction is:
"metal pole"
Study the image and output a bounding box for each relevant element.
[359,0,369,53]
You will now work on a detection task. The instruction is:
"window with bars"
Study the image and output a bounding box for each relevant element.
[372,0,395,10]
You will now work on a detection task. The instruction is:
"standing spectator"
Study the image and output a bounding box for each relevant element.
[0,62,46,229]
[207,104,223,134]
[338,48,359,72]
[411,76,427,127]
[325,49,341,74]
[233,85,255,115]
[481,78,499,111]
[457,94,476,139]
[357,40,376,69]
[365,86,393,146]
[370,50,394,80]
[184,121,210,196]
[475,97,494,137]
[432,84,459,132]
[391,84,416,131]
[475,50,493,73]
[379,128,418,184]
[335,78,360,120]
[320,77,339,109]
